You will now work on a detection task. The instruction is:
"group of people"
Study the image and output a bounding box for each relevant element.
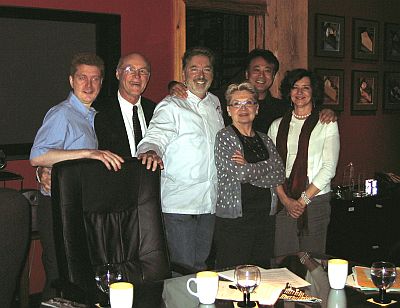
[30,47,340,300]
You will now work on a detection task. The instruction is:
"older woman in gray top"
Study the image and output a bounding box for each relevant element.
[214,82,285,269]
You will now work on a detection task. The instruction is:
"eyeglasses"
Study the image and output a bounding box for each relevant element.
[228,101,258,108]
[119,65,150,77]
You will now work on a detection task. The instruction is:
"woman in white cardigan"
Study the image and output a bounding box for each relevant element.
[268,69,340,257]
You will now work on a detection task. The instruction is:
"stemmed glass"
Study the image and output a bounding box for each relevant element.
[94,264,123,307]
[234,265,261,307]
[370,261,397,304]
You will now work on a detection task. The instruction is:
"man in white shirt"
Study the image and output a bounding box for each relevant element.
[137,47,224,270]
[94,52,155,156]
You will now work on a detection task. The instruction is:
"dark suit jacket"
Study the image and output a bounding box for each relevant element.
[93,96,155,157]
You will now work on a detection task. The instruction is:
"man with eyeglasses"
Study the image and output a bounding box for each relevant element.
[137,47,225,271]
[94,52,155,157]
[30,53,124,300]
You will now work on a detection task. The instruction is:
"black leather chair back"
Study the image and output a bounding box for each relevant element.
[51,158,170,304]
[0,188,30,308]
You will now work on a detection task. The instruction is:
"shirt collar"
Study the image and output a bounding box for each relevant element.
[68,91,97,117]
[118,90,142,112]
[187,90,209,103]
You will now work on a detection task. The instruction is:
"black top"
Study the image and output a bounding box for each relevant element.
[253,92,291,133]
[232,126,271,212]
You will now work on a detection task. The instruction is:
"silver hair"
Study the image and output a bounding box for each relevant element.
[225,81,257,103]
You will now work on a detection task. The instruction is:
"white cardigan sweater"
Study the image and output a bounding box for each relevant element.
[268,116,340,196]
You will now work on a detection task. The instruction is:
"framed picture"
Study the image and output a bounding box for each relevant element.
[352,71,378,111]
[353,18,379,60]
[315,14,345,57]
[383,72,400,110]
[315,68,344,111]
[384,23,400,61]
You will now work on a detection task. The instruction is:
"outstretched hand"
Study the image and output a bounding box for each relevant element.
[138,150,164,171]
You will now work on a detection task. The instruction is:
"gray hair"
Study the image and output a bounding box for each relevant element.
[225,82,258,103]
[182,46,215,70]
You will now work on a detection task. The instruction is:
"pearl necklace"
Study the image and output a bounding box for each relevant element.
[292,110,311,119]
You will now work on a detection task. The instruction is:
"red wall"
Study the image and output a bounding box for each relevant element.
[1,0,174,188]
[0,0,175,294]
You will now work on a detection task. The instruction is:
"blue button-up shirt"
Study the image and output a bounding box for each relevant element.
[30,91,98,159]
[30,91,98,195]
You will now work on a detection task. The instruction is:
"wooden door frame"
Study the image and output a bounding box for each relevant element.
[172,0,266,81]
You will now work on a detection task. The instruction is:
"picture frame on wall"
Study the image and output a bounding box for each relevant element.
[384,23,400,62]
[353,18,379,61]
[352,71,378,111]
[315,14,344,57]
[383,72,400,111]
[315,68,344,111]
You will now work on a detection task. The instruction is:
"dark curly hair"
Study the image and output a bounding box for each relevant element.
[280,69,324,107]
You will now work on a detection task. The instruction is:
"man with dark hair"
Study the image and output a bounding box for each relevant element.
[137,47,224,270]
[30,53,123,300]
[93,52,155,156]
[242,48,289,132]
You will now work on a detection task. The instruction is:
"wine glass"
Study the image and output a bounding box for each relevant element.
[234,265,261,307]
[370,261,397,304]
[94,264,123,306]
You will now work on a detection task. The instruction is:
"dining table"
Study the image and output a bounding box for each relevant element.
[42,254,400,308]
[129,254,400,308]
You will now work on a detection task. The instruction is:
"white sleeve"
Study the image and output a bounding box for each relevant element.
[136,100,177,158]
[267,118,281,145]
[311,122,340,190]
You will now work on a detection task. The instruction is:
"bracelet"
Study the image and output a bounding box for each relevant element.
[301,191,312,205]
[300,252,310,264]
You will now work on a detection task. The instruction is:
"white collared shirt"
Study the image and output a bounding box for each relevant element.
[137,91,225,214]
[118,91,147,157]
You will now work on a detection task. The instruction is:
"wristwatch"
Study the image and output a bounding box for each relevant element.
[299,252,310,264]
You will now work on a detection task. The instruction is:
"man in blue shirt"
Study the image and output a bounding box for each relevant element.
[30,53,123,300]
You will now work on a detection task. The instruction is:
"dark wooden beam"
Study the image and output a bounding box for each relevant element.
[186,0,267,15]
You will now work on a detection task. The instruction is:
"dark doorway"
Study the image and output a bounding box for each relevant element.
[186,9,249,95]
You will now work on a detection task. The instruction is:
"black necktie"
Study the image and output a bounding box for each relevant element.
[132,105,142,149]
